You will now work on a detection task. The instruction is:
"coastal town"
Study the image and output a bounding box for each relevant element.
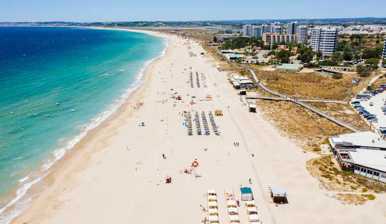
[203,21,386,185]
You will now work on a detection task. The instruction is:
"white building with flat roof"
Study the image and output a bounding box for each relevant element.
[329,131,386,182]
[311,28,338,57]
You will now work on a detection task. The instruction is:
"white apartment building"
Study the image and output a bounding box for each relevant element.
[296,26,308,44]
[252,26,262,38]
[242,24,253,37]
[311,28,338,57]
[242,24,263,38]
[262,33,297,46]
[383,38,386,61]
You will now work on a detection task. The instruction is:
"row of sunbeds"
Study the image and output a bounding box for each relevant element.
[206,190,260,224]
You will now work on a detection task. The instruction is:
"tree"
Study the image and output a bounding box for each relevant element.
[365,58,380,69]
[275,50,291,63]
[356,65,372,77]
[331,52,343,65]
[362,47,383,59]
[297,46,314,64]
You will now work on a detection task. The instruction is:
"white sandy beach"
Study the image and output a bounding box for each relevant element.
[12,31,386,224]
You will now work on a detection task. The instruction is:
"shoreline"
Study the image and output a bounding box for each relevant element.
[10,29,386,224]
[0,28,169,224]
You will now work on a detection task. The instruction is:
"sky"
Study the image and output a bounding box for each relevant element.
[0,0,385,22]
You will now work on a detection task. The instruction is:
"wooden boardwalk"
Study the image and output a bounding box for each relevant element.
[247,69,359,132]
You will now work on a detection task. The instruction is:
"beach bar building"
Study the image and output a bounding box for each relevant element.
[240,187,254,201]
[329,132,386,183]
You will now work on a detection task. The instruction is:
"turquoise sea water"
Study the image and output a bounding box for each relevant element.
[0,27,164,218]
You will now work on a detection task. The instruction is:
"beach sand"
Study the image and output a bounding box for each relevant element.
[12,31,386,224]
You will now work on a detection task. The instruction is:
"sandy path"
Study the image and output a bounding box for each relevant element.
[12,32,386,224]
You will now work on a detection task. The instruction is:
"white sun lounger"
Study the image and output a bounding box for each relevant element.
[208,201,218,208]
[227,200,237,208]
[228,207,238,214]
[208,208,219,215]
[249,214,260,222]
[208,195,217,202]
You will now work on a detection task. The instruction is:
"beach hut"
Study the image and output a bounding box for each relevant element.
[240,187,254,201]
[248,104,257,113]
[270,187,288,204]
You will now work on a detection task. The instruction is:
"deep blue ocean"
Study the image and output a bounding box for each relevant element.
[0,27,164,218]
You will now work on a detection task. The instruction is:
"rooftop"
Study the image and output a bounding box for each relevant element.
[348,149,386,172]
[330,131,386,149]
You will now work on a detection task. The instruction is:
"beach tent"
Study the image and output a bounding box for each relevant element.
[240,187,254,201]
[270,187,288,204]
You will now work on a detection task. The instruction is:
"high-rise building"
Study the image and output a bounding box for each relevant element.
[252,26,262,38]
[287,22,297,35]
[270,25,283,34]
[262,33,297,46]
[310,28,338,57]
[262,24,271,34]
[242,24,253,37]
[383,38,386,61]
[297,26,308,44]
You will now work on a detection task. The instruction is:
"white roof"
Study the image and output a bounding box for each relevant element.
[348,149,386,172]
[330,131,386,149]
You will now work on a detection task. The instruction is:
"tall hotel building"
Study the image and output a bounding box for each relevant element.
[383,38,386,61]
[311,28,338,57]
[287,22,297,35]
[296,26,308,44]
